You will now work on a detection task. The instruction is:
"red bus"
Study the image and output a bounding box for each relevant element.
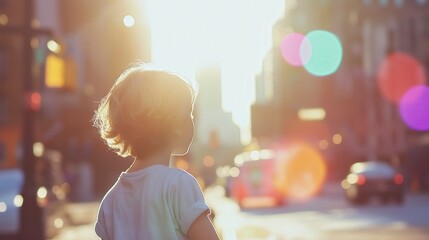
[227,145,327,208]
[228,149,284,207]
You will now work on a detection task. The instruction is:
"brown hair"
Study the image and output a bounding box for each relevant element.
[93,64,196,159]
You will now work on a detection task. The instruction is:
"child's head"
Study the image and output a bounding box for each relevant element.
[93,64,196,159]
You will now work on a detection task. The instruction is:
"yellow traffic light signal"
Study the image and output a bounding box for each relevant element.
[45,54,77,91]
[45,54,64,88]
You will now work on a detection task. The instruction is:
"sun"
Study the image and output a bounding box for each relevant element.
[144,0,285,144]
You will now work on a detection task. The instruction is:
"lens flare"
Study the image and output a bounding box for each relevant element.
[399,86,429,131]
[275,144,327,200]
[123,15,135,28]
[377,52,426,103]
[303,30,343,76]
[280,33,311,66]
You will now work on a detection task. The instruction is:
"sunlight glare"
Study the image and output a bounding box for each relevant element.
[275,144,327,200]
[145,0,285,144]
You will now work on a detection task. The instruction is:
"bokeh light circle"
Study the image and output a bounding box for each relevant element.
[280,33,312,67]
[275,144,327,200]
[123,15,135,28]
[399,86,429,131]
[377,52,426,103]
[303,30,343,76]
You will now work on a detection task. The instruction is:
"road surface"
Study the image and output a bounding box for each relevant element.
[206,182,429,240]
[48,182,429,240]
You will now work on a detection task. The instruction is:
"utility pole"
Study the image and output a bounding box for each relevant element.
[0,1,53,239]
[19,0,44,239]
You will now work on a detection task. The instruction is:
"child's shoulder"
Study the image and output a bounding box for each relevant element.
[147,165,192,178]
[162,166,199,184]
[166,166,194,179]
[119,165,196,188]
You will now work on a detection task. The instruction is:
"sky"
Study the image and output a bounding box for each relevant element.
[144,0,285,144]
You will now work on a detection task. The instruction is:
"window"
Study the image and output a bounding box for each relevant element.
[0,46,10,81]
[0,141,5,164]
[0,97,7,123]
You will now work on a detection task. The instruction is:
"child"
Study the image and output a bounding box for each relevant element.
[92,64,219,240]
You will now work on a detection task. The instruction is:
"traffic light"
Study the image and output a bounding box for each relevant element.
[45,54,64,88]
[24,91,42,111]
[45,53,77,91]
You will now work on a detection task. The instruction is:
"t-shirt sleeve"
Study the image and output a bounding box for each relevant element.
[95,206,109,240]
[173,172,210,234]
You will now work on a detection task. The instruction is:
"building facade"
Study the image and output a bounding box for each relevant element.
[0,1,24,168]
[0,0,152,195]
[252,0,429,182]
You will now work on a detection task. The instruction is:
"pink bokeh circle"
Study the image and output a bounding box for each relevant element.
[280,33,312,67]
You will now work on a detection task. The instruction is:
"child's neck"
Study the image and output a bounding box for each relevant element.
[126,149,171,172]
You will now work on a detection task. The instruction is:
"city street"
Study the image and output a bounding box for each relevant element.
[50,182,429,240]
[2,1,429,240]
[207,182,429,240]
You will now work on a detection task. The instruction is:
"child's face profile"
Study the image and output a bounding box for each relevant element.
[171,101,194,156]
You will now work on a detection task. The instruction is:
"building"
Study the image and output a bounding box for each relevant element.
[0,0,51,169]
[193,65,242,170]
[0,0,152,195]
[252,0,429,182]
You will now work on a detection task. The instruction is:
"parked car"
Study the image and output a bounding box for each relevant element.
[341,161,404,205]
[0,149,69,239]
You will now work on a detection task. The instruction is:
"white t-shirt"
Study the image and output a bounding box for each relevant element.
[95,165,209,240]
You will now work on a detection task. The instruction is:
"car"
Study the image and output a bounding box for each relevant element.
[0,149,69,239]
[341,161,405,205]
[228,149,284,208]
[0,169,23,238]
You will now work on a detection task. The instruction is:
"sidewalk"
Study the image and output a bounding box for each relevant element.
[48,202,100,240]
[49,181,343,240]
